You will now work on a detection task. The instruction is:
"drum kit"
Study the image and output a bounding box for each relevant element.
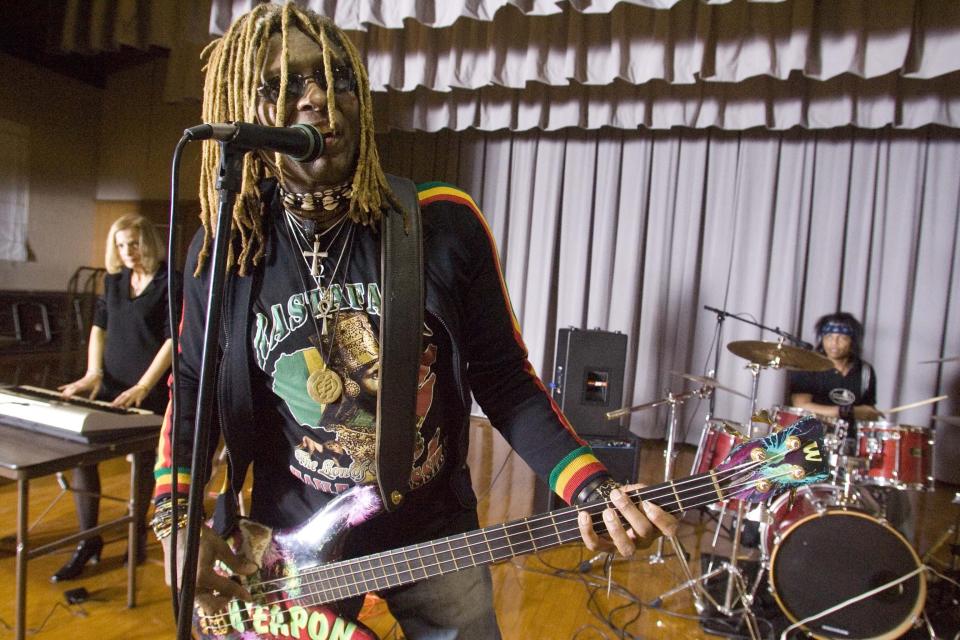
[609,337,957,639]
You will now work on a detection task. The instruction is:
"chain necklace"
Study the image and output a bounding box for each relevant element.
[282,208,356,405]
[286,210,351,285]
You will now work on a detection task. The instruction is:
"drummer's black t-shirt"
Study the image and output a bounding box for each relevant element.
[787,360,877,408]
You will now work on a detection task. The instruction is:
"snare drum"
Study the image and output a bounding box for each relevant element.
[773,405,813,430]
[767,496,925,639]
[773,405,845,434]
[856,422,933,490]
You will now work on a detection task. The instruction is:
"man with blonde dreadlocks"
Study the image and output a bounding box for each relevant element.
[153,4,676,638]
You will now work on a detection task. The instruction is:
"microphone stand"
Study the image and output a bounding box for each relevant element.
[703,305,811,351]
[175,142,244,640]
[703,306,727,418]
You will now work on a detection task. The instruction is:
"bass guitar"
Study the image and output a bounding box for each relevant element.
[194,416,829,640]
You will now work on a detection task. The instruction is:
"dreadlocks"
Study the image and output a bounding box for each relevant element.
[195,2,401,276]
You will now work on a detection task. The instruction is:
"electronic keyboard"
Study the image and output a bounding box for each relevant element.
[0,385,162,443]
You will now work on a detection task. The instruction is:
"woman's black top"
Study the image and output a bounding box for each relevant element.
[93,264,177,414]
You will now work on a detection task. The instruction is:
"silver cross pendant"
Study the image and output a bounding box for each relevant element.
[303,235,327,279]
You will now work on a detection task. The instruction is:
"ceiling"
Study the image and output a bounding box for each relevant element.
[0,0,168,88]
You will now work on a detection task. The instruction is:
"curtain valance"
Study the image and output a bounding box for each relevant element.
[209,0,960,93]
[372,71,960,131]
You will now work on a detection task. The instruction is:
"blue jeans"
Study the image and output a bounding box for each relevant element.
[383,566,502,640]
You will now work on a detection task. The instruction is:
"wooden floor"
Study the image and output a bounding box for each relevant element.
[1,417,958,639]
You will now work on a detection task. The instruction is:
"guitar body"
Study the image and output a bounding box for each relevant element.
[195,486,383,640]
[192,417,829,640]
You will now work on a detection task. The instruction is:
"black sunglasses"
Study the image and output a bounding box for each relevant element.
[257,65,356,103]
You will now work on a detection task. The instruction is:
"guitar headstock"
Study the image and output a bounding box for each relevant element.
[713,416,830,504]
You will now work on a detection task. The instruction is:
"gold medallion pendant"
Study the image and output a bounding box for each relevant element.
[307,368,343,405]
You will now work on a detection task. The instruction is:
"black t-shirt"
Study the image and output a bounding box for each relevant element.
[787,359,877,408]
[247,220,461,537]
[94,265,176,414]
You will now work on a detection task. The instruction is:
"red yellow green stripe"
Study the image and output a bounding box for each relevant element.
[154,467,192,497]
[417,182,586,446]
[550,446,608,505]
[156,397,175,469]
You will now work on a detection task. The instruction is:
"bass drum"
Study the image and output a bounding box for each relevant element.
[768,507,926,639]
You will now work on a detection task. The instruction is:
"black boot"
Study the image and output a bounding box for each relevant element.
[51,536,103,583]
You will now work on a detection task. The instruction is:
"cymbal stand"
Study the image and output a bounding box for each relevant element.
[649,386,710,564]
[923,491,960,572]
[605,387,708,567]
[595,390,694,572]
[654,556,762,640]
[714,362,765,613]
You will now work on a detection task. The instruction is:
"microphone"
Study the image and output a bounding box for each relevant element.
[184,122,324,162]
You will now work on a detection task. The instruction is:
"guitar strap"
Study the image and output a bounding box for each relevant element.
[375,174,423,512]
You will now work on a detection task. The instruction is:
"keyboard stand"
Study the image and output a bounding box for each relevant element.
[0,421,158,640]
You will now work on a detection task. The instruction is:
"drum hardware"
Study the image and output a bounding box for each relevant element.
[654,559,762,640]
[669,371,751,400]
[697,354,771,616]
[743,363,767,438]
[922,491,960,572]
[693,356,769,619]
[702,306,811,420]
[604,385,713,565]
[651,388,709,564]
[603,386,711,421]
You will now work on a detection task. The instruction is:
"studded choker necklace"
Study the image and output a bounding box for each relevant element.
[279,182,353,217]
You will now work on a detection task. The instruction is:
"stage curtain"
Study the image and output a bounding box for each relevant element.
[202,0,960,130]
[378,126,960,482]
[371,71,960,131]
[63,0,958,127]
[336,1,960,91]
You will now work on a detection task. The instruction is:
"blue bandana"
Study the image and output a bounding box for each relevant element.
[819,321,855,338]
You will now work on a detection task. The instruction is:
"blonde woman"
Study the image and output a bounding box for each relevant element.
[55,213,178,581]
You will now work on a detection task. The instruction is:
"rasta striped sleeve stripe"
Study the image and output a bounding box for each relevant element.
[416,181,588,447]
[154,467,191,497]
[417,181,481,213]
[550,446,608,506]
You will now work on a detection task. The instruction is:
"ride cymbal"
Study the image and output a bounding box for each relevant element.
[726,340,833,371]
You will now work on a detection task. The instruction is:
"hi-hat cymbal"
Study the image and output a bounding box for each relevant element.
[919,355,960,364]
[670,372,751,400]
[726,340,834,371]
[931,415,960,428]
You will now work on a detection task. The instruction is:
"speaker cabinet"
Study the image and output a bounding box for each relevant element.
[534,437,639,512]
[552,327,628,438]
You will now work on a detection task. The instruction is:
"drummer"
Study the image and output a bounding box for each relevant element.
[787,311,883,435]
[788,312,915,544]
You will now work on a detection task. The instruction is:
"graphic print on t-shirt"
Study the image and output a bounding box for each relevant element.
[252,283,443,496]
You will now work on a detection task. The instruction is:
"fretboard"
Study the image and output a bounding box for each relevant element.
[295,470,731,606]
